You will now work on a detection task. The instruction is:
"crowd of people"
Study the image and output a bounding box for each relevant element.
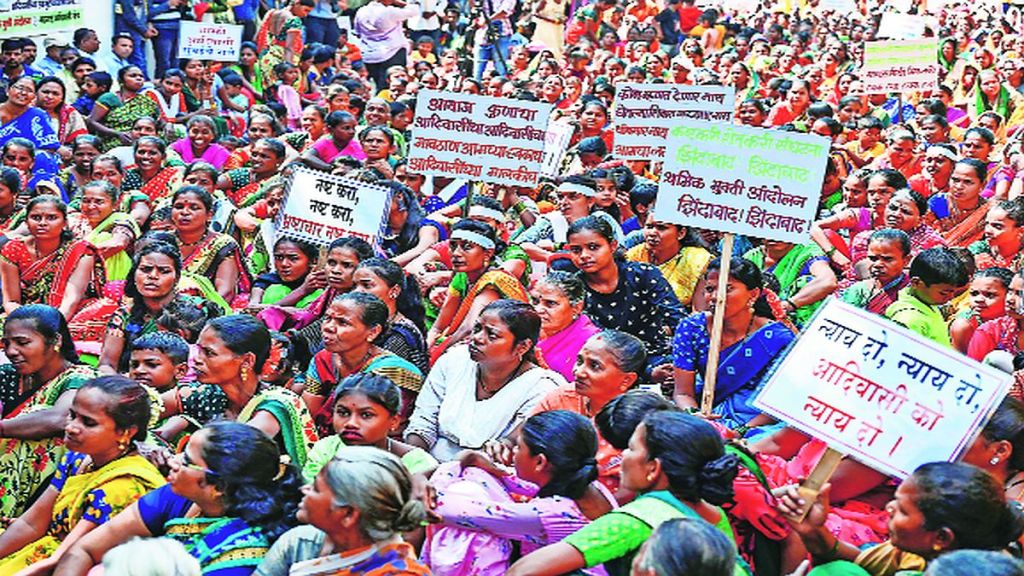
[2,0,1024,574]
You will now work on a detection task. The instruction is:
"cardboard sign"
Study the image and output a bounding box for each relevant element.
[652,119,827,243]
[754,299,1009,478]
[0,0,81,35]
[276,167,391,247]
[611,84,735,160]
[876,12,928,39]
[408,90,553,187]
[861,39,939,94]
[178,21,244,62]
[540,121,575,178]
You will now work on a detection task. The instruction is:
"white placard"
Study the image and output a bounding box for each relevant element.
[611,83,734,160]
[754,299,1009,479]
[541,121,575,178]
[861,39,938,94]
[178,21,244,62]
[0,0,82,36]
[408,90,553,187]
[876,12,927,39]
[276,167,391,247]
[652,119,827,243]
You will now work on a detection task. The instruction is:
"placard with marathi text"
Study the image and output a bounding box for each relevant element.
[611,83,734,160]
[276,167,391,248]
[861,39,938,94]
[652,119,827,243]
[408,90,553,187]
[178,21,244,62]
[754,299,1009,478]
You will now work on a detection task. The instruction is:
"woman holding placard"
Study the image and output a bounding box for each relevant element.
[672,258,795,432]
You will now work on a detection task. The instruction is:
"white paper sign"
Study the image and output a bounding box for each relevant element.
[652,119,827,243]
[178,21,244,62]
[612,83,735,160]
[541,121,575,178]
[861,39,938,94]
[876,12,928,39]
[754,299,1010,478]
[276,167,391,247]
[408,90,553,187]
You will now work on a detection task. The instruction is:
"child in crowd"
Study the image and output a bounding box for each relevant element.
[885,247,970,347]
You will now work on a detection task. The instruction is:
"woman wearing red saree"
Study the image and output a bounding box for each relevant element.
[0,195,104,321]
[171,186,250,305]
[121,137,183,206]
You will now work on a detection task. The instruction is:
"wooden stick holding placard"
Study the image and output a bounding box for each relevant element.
[701,232,735,416]
[794,447,844,522]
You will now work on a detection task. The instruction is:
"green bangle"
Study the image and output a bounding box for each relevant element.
[828,535,841,557]
[825,246,837,257]
[512,201,527,214]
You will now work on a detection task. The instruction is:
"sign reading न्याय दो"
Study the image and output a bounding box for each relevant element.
[611,83,735,160]
[652,119,827,244]
[276,167,391,248]
[754,299,1009,479]
[178,21,244,62]
[0,0,81,35]
[408,90,553,187]
[861,39,939,94]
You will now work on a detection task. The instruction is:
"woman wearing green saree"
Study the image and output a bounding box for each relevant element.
[0,305,97,519]
[743,240,838,326]
[84,66,160,153]
[69,180,138,282]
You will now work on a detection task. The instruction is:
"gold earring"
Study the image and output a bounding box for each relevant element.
[241,366,250,381]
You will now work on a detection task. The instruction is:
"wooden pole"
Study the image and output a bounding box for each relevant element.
[795,447,844,521]
[701,232,735,416]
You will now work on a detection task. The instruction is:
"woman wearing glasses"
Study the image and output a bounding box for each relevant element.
[52,421,304,576]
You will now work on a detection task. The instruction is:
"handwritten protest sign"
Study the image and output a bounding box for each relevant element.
[754,299,1009,478]
[541,121,575,178]
[178,21,244,62]
[611,84,734,160]
[0,0,81,35]
[276,167,391,247]
[652,119,827,244]
[861,39,938,94]
[408,90,553,187]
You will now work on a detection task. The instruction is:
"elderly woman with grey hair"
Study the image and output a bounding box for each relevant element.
[254,446,431,576]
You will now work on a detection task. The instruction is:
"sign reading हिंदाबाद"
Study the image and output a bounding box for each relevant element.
[276,167,391,248]
[408,90,553,187]
[754,299,1010,478]
[611,83,734,160]
[652,119,827,244]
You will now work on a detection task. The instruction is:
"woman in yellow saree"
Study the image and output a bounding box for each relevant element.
[68,180,138,282]
[0,376,164,575]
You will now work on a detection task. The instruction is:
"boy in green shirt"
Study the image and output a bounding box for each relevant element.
[885,247,969,347]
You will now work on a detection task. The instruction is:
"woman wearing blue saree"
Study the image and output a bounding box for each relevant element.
[0,77,60,154]
[52,422,304,576]
[672,258,796,434]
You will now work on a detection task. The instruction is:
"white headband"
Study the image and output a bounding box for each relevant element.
[926,146,959,162]
[557,182,597,197]
[469,206,506,221]
[451,229,496,250]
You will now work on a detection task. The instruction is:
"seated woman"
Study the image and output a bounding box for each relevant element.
[380,180,446,267]
[170,185,250,304]
[302,292,423,438]
[298,110,366,172]
[847,189,947,282]
[85,66,160,152]
[969,198,1024,271]
[169,115,231,170]
[407,299,566,461]
[301,373,438,483]
[673,258,796,432]
[968,268,1024,361]
[868,129,922,181]
[949,267,1012,354]
[0,305,97,519]
[68,180,138,281]
[255,446,429,576]
[162,315,318,468]
[909,143,956,199]
[778,462,1023,575]
[812,169,904,271]
[626,220,713,309]
[59,135,101,203]
[85,154,150,229]
[971,69,1024,128]
[506,411,747,576]
[428,220,529,361]
[840,229,913,316]
[566,215,686,383]
[423,410,617,576]
[744,239,838,325]
[0,166,24,234]
[0,195,104,321]
[121,136,183,207]
[927,158,990,246]
[54,422,304,576]
[223,113,283,170]
[217,137,287,208]
[532,330,646,493]
[352,257,429,374]
[632,518,738,576]
[0,76,60,158]
[0,375,165,573]
[533,271,600,383]
[250,237,324,309]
